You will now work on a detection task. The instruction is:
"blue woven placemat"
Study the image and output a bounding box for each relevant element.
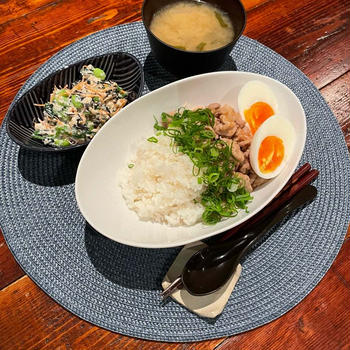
[1,22,349,342]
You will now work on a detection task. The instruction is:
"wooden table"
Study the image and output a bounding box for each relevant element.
[0,0,349,348]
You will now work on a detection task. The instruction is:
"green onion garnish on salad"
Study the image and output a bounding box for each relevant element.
[32,64,128,147]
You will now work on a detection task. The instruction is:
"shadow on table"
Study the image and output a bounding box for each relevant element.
[143,52,237,91]
[84,222,179,291]
[17,147,84,186]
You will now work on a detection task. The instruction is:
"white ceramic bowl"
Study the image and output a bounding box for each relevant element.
[75,71,306,248]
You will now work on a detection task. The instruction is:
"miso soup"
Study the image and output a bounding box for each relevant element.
[149,1,234,52]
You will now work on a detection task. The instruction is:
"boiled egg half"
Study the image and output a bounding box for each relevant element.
[249,115,296,179]
[238,80,278,135]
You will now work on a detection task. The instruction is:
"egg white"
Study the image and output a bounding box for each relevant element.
[250,115,296,179]
[238,80,278,125]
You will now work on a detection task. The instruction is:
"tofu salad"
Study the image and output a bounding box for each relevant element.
[33,65,128,147]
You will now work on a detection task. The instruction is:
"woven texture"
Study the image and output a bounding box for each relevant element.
[1,22,349,342]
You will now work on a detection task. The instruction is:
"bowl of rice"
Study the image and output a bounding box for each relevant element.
[75,71,306,248]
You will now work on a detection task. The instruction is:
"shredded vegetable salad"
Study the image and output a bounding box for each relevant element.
[152,108,253,225]
[32,64,128,147]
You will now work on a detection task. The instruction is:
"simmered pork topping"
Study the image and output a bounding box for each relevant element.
[208,103,268,192]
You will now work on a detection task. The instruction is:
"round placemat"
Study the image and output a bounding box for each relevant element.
[1,22,349,342]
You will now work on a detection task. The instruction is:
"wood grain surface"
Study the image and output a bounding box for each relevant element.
[0,0,349,348]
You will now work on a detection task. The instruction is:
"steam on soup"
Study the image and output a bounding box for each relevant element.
[149,1,234,52]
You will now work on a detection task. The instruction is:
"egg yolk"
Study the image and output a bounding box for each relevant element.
[244,102,274,134]
[258,136,284,173]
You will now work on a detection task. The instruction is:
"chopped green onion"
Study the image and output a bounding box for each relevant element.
[173,45,186,50]
[228,183,239,193]
[236,193,253,201]
[208,173,220,183]
[196,42,206,51]
[32,131,45,140]
[118,90,127,98]
[56,111,69,122]
[128,163,135,168]
[200,130,215,139]
[92,96,100,102]
[54,139,70,147]
[147,136,158,143]
[153,107,252,225]
[71,95,83,108]
[93,68,106,80]
[56,96,69,107]
[56,89,69,97]
[215,11,228,28]
[165,129,181,137]
[202,209,221,225]
[154,117,166,131]
[210,148,219,157]
[55,126,68,137]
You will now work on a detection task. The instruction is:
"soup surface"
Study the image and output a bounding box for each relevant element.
[149,1,234,52]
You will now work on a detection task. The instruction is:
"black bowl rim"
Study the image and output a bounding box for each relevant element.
[6,51,145,153]
[141,0,247,54]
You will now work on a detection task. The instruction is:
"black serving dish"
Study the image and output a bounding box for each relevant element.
[142,0,246,76]
[6,52,144,152]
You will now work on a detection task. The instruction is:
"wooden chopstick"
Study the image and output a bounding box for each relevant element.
[275,163,311,198]
[217,164,319,242]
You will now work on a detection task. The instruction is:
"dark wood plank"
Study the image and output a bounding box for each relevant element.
[245,0,350,88]
[321,71,350,148]
[216,238,350,350]
[0,0,272,27]
[0,0,143,69]
[241,0,273,11]
[291,28,349,90]
[0,0,60,26]
[0,231,24,289]
[0,277,224,350]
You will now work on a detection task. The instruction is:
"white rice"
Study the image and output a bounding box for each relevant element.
[120,135,204,226]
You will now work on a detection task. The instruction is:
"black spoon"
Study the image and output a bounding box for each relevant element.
[161,185,317,299]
